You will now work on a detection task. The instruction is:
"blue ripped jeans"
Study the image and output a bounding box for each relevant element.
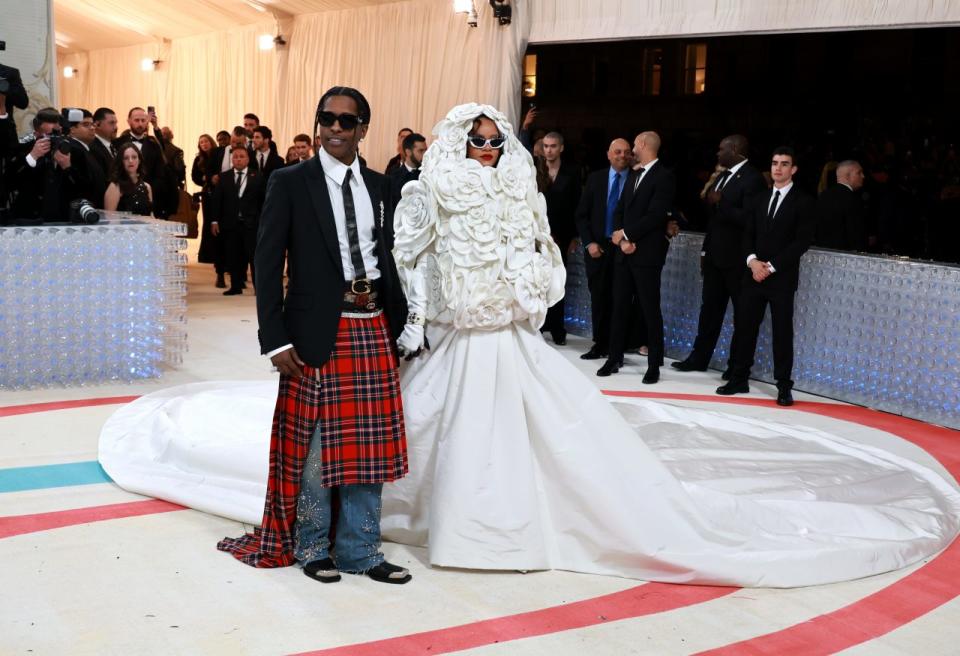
[293,429,385,573]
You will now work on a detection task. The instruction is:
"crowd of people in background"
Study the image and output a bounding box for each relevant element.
[0,102,187,225]
[0,86,960,380]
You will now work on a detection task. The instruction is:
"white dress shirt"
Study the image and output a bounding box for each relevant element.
[221,146,234,173]
[317,146,380,282]
[96,134,113,152]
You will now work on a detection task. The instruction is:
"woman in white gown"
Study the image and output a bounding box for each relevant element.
[100,104,960,588]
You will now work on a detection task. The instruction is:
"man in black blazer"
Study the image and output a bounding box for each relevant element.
[542,131,581,346]
[673,134,767,375]
[251,126,285,182]
[389,132,425,207]
[208,147,265,295]
[90,108,118,183]
[717,147,816,406]
[232,87,412,584]
[598,131,676,384]
[815,159,866,251]
[206,127,256,186]
[575,138,631,360]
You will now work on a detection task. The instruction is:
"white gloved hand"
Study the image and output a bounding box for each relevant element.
[397,323,425,360]
[397,263,428,360]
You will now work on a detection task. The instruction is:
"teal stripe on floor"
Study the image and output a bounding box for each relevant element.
[0,461,113,493]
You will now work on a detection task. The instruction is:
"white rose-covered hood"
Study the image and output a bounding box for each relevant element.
[393,103,565,331]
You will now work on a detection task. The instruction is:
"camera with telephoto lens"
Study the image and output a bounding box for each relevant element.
[69,199,100,224]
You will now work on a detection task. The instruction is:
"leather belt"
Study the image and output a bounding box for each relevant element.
[343,278,381,311]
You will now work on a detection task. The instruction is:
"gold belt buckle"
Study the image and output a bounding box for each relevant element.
[351,279,372,294]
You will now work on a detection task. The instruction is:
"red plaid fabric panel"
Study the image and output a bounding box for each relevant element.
[217,312,407,568]
[313,313,408,487]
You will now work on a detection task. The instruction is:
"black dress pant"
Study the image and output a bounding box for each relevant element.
[584,243,615,351]
[608,256,664,368]
[688,259,743,368]
[729,280,796,388]
[223,222,255,289]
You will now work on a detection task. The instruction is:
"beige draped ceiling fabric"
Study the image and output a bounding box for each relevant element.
[57,0,529,188]
[528,0,960,43]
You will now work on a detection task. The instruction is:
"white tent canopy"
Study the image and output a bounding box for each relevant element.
[56,0,528,176]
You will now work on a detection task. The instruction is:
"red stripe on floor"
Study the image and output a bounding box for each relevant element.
[293,582,736,656]
[695,542,960,656]
[0,396,141,418]
[0,499,184,539]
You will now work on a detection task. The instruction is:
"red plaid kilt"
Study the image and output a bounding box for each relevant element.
[217,312,408,567]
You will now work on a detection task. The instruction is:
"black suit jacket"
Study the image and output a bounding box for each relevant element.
[575,168,616,247]
[9,137,92,221]
[251,149,285,182]
[89,138,115,181]
[0,64,29,114]
[815,184,866,251]
[0,114,18,209]
[743,186,816,292]
[209,168,265,231]
[702,162,767,268]
[255,157,407,367]
[389,165,419,206]
[543,160,581,248]
[612,162,677,267]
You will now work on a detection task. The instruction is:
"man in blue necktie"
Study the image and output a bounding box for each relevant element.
[574,138,631,360]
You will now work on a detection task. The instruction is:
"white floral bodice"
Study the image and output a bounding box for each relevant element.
[393,103,565,331]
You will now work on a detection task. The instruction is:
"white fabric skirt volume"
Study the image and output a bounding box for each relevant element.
[379,321,960,587]
[98,324,960,587]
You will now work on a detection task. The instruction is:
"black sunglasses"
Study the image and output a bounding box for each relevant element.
[467,135,506,149]
[317,111,364,130]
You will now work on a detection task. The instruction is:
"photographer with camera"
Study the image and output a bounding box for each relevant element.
[8,108,95,223]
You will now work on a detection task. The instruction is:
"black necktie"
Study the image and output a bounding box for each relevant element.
[235,170,243,196]
[768,190,781,220]
[258,153,265,170]
[633,167,646,192]
[342,169,367,279]
[715,170,731,191]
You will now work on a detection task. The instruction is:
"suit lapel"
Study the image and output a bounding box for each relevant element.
[303,156,344,272]
[627,166,650,208]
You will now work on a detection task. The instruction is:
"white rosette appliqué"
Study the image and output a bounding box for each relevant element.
[392,102,566,333]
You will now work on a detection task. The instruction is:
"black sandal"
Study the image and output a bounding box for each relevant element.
[303,557,341,583]
[365,561,412,585]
